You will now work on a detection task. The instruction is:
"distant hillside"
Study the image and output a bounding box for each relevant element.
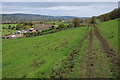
[1,13,88,22]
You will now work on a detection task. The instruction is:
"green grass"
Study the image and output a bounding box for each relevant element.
[2,19,118,78]
[92,32,114,78]
[77,27,116,78]
[3,26,88,78]
[69,34,88,78]
[54,25,58,27]
[97,19,118,51]
[0,24,17,28]
[2,29,16,35]
[0,24,17,36]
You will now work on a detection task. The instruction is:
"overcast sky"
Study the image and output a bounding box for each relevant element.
[1,0,119,2]
[1,2,118,17]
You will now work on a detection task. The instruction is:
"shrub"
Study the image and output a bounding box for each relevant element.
[58,24,65,29]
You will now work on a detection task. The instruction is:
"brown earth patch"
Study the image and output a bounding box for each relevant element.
[32,58,45,67]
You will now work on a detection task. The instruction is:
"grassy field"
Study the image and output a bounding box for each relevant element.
[97,19,118,51]
[0,24,17,28]
[2,19,118,78]
[3,26,88,78]
[0,24,17,36]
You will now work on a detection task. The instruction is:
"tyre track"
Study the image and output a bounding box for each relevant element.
[93,25,119,77]
[86,29,94,78]
[80,29,94,78]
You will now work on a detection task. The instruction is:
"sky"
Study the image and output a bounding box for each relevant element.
[1,2,118,17]
[1,0,119,2]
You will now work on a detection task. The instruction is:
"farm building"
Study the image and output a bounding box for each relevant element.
[2,34,16,39]
[34,24,51,32]
[11,34,16,38]
[16,30,22,34]
[28,28,36,32]
[21,30,27,34]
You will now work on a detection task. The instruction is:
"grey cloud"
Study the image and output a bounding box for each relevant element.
[2,2,118,17]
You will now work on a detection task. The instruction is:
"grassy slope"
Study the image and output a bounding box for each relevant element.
[2,29,16,35]
[97,19,118,78]
[3,19,118,78]
[3,27,88,78]
[92,32,113,78]
[97,19,118,51]
[77,27,114,78]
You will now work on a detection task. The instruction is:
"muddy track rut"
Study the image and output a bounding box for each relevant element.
[84,29,94,78]
[93,25,119,77]
[49,25,119,78]
[80,25,119,78]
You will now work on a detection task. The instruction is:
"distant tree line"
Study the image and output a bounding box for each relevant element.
[97,8,120,22]
[3,25,16,30]
[16,22,34,30]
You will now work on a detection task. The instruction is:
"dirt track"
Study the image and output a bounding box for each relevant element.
[84,29,94,78]
[93,25,119,77]
[50,25,119,78]
[80,25,119,78]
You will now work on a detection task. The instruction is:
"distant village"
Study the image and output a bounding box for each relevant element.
[2,18,90,39]
[2,23,55,39]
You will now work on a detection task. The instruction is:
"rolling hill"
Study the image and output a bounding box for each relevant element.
[2,19,119,78]
[1,13,88,21]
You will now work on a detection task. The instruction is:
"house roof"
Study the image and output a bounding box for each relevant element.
[34,24,50,31]
[21,30,28,33]
[29,28,34,30]
[16,30,21,33]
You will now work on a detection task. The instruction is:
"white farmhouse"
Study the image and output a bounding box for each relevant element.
[11,35,16,38]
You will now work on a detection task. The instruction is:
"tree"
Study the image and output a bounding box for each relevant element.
[89,17,96,24]
[8,25,11,29]
[110,9,118,20]
[97,8,120,22]
[58,24,65,29]
[52,23,55,25]
[51,26,55,29]
[12,26,15,29]
[67,25,70,28]
[16,24,22,30]
[16,26,20,30]
[72,17,80,27]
